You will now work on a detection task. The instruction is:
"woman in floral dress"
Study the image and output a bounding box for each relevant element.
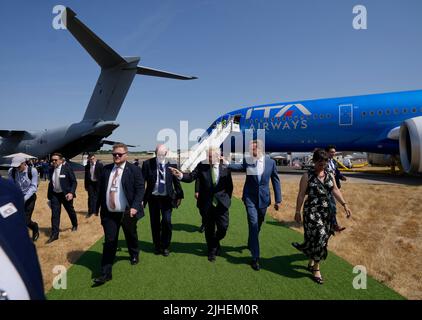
[293,149,352,284]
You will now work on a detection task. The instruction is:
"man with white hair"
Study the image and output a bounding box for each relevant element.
[8,156,40,242]
[170,146,233,262]
[142,144,184,256]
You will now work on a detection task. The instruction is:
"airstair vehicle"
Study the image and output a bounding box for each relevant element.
[181,115,241,172]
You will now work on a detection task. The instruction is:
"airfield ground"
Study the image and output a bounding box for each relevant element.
[14,169,420,299]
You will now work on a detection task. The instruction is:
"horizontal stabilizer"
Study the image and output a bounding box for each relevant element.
[0,130,33,140]
[64,7,126,69]
[102,140,136,148]
[137,66,197,80]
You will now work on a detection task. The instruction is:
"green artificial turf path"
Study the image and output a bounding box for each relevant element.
[47,183,404,300]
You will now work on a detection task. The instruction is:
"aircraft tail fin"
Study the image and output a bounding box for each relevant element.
[62,7,196,122]
[65,7,126,69]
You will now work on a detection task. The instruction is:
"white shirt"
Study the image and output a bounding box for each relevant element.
[328,159,336,173]
[90,161,97,182]
[106,162,129,212]
[246,156,265,183]
[256,156,265,183]
[52,165,63,193]
[0,245,30,300]
[152,159,168,196]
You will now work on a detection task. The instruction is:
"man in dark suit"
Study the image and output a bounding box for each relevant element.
[325,145,347,232]
[84,153,104,218]
[0,177,45,300]
[170,147,233,262]
[93,143,145,285]
[142,145,184,256]
[228,140,282,271]
[47,153,78,244]
[195,179,205,233]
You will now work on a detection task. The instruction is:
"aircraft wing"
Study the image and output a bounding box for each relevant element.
[0,130,34,139]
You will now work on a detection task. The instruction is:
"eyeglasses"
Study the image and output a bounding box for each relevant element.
[112,152,127,158]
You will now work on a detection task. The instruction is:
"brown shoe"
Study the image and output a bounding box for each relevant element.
[334,225,346,232]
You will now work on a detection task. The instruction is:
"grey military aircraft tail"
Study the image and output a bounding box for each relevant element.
[0,7,196,163]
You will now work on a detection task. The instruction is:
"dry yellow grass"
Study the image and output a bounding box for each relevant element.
[231,176,422,300]
[30,176,421,299]
[31,180,103,293]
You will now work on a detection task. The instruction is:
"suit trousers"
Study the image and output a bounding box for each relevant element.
[100,210,139,276]
[50,192,78,236]
[204,204,229,255]
[148,195,173,250]
[244,197,267,260]
[25,194,38,231]
[87,181,100,214]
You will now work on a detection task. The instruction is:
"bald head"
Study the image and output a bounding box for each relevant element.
[156,144,168,163]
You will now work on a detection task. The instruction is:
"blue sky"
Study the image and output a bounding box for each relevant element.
[1,0,422,150]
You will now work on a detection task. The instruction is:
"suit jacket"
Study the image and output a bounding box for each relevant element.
[182,163,233,212]
[84,161,104,189]
[48,163,77,199]
[0,178,45,300]
[99,162,145,219]
[194,178,200,209]
[229,156,282,208]
[142,158,184,208]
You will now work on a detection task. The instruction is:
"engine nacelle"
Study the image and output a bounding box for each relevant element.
[399,116,422,173]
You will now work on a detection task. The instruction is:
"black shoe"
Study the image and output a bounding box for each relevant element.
[46,235,58,244]
[71,225,78,232]
[32,225,39,242]
[130,255,139,265]
[216,243,221,256]
[162,249,170,257]
[199,224,205,233]
[208,254,216,262]
[93,274,112,286]
[291,242,304,252]
[251,259,260,271]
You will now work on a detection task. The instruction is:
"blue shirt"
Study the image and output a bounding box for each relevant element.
[8,167,38,202]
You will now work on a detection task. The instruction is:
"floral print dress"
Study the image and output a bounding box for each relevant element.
[301,169,335,262]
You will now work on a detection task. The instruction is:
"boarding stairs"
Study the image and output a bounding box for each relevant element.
[181,116,240,172]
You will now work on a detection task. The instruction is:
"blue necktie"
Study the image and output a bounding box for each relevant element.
[158,163,165,193]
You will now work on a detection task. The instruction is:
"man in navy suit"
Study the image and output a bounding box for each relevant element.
[93,143,145,285]
[228,140,282,270]
[170,147,233,262]
[84,153,104,218]
[142,144,184,256]
[47,152,78,244]
[0,177,45,300]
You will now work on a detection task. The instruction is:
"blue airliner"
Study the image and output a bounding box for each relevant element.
[214,90,422,173]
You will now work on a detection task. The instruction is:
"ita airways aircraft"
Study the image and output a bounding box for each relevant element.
[182,90,422,174]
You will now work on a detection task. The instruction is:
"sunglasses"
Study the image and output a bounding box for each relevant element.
[112,152,127,158]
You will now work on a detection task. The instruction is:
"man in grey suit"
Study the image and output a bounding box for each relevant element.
[228,140,282,271]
